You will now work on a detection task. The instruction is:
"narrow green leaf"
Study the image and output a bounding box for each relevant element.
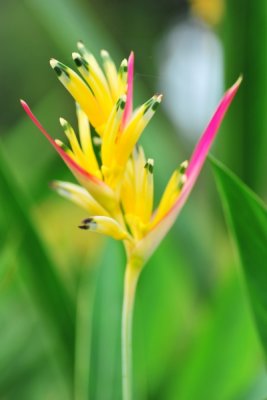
[224,0,267,192]
[0,142,75,373]
[210,155,267,359]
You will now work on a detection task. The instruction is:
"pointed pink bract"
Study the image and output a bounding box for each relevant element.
[186,76,242,186]
[121,51,134,130]
[133,77,242,264]
[159,76,242,226]
[20,100,101,185]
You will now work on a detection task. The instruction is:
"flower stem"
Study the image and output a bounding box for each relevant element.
[74,263,97,400]
[122,260,142,400]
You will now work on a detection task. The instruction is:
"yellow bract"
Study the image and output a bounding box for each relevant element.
[76,104,100,175]
[121,147,154,239]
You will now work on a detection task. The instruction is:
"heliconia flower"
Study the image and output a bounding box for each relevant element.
[21,43,241,270]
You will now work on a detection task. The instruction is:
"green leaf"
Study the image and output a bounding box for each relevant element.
[223,0,267,192]
[0,142,75,374]
[210,155,267,359]
[165,275,261,400]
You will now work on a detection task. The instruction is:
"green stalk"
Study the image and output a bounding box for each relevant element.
[121,260,142,400]
[74,263,97,400]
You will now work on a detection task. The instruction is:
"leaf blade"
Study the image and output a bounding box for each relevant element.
[210,155,267,359]
[0,142,75,373]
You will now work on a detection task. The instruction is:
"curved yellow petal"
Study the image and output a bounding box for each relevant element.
[79,216,131,240]
[51,181,109,216]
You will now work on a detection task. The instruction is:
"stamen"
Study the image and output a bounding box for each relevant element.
[144,158,154,174]
[100,49,110,60]
[118,58,128,93]
[83,217,93,224]
[93,137,102,146]
[77,40,85,51]
[79,217,97,230]
[116,95,126,111]
[55,139,69,152]
[72,52,89,70]
[50,59,70,81]
[178,174,187,190]
[179,160,189,174]
[59,117,69,130]
[78,224,89,230]
[178,160,188,189]
[118,59,128,75]
[78,216,131,240]
[143,94,163,116]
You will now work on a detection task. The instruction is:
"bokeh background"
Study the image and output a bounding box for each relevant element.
[1,0,267,399]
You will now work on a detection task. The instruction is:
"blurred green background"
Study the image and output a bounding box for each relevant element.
[0,0,267,399]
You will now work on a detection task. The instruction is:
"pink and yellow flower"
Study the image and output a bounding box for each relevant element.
[21,43,241,269]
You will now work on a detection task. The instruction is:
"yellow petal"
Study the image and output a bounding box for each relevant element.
[77,41,110,93]
[121,148,154,238]
[76,104,100,175]
[50,181,109,216]
[139,158,154,223]
[116,94,162,167]
[50,58,103,128]
[150,161,188,229]
[101,50,119,101]
[118,58,128,95]
[79,216,131,240]
[101,95,126,169]
[72,52,113,120]
[59,117,101,179]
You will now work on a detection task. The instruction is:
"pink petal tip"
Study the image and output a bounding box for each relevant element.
[20,100,101,185]
[186,76,242,182]
[121,51,134,129]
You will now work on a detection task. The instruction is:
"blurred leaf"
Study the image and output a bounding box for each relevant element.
[210,156,267,360]
[0,266,70,400]
[3,91,69,199]
[238,370,267,400]
[24,0,119,56]
[0,235,19,284]
[165,275,261,400]
[0,142,75,374]
[89,239,125,400]
[224,0,267,192]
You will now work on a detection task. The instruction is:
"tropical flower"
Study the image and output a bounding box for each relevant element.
[21,43,241,269]
[21,42,241,400]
